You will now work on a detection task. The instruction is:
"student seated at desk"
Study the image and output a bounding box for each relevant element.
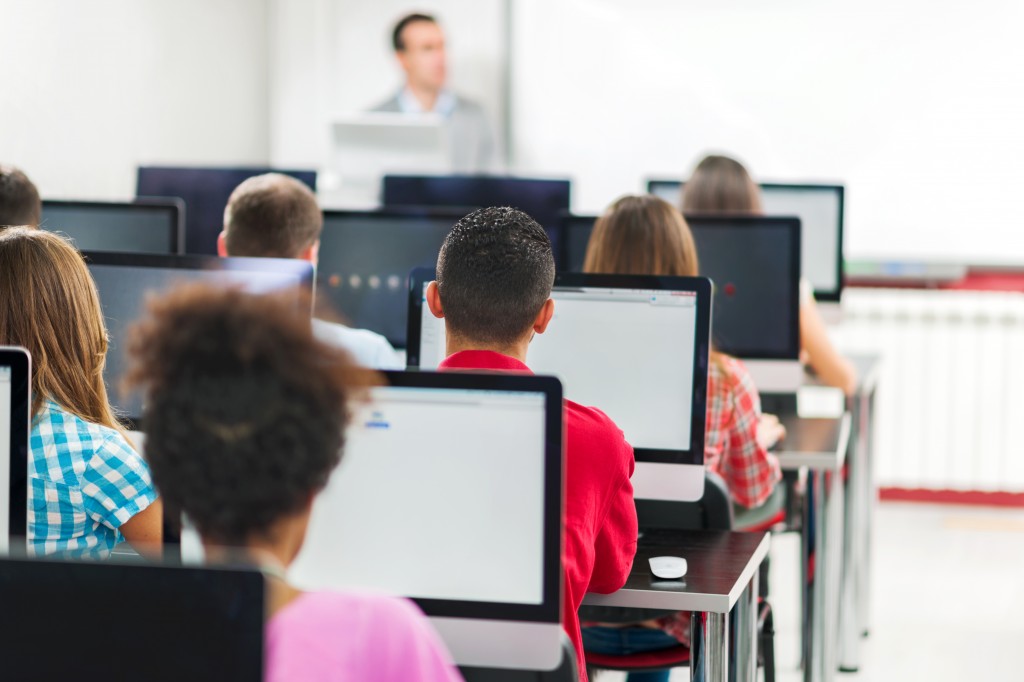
[580,196,783,682]
[217,173,402,370]
[425,207,638,681]
[0,164,41,228]
[682,154,857,395]
[0,228,162,558]
[122,284,462,682]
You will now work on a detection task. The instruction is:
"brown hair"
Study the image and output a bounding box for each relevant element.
[583,195,699,277]
[0,165,41,228]
[0,227,122,428]
[681,155,763,214]
[123,284,375,544]
[223,173,322,259]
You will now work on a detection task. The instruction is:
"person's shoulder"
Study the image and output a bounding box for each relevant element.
[714,355,756,392]
[34,401,128,452]
[564,399,631,453]
[370,92,402,112]
[313,319,401,368]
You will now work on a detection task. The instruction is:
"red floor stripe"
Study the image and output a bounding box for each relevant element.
[879,487,1024,508]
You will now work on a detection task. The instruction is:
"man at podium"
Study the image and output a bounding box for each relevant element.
[372,13,499,173]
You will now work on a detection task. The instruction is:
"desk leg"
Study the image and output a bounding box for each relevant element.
[839,399,863,672]
[732,567,759,682]
[808,465,843,682]
[800,470,811,674]
[859,388,877,640]
[692,611,729,682]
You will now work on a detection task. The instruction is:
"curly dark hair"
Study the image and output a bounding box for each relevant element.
[436,206,555,346]
[123,284,373,545]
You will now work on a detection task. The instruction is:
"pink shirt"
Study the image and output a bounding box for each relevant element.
[265,591,463,682]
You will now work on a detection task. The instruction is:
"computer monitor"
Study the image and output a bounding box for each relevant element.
[0,348,30,554]
[318,208,468,348]
[381,175,571,237]
[407,270,712,502]
[288,370,564,670]
[84,252,314,425]
[40,198,185,254]
[136,166,317,255]
[557,213,802,389]
[647,179,845,301]
[327,113,451,207]
[0,556,264,681]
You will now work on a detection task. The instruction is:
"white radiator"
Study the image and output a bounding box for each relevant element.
[835,288,1024,492]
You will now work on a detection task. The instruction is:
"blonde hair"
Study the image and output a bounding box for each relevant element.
[0,227,123,429]
[682,154,763,214]
[583,195,699,277]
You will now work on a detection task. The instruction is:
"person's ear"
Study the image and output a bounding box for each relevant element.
[533,299,555,335]
[216,231,228,257]
[299,239,320,265]
[426,281,445,319]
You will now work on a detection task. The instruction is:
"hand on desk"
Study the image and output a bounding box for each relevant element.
[757,413,787,451]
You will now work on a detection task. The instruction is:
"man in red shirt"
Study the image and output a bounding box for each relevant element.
[425,206,638,680]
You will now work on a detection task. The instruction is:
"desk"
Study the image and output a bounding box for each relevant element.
[761,397,850,682]
[837,355,881,672]
[583,529,770,682]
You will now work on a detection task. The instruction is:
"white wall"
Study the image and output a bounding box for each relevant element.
[0,0,270,200]
[510,0,1024,264]
[268,0,508,169]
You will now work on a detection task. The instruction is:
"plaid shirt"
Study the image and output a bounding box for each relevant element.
[704,355,781,509]
[653,355,782,644]
[28,400,158,559]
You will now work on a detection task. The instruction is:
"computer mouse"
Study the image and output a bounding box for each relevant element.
[648,556,687,580]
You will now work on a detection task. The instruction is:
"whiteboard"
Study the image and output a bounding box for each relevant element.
[509,0,1024,264]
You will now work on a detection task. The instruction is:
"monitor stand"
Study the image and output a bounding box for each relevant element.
[745,359,805,393]
[631,462,705,502]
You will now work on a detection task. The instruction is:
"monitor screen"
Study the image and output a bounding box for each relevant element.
[409,272,712,464]
[381,175,571,236]
[136,166,317,256]
[289,370,562,623]
[0,349,29,553]
[647,179,844,300]
[0,557,264,681]
[318,209,464,348]
[85,253,313,423]
[686,215,802,360]
[40,199,184,254]
[558,214,801,360]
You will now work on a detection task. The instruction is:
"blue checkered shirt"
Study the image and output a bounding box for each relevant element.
[29,400,158,558]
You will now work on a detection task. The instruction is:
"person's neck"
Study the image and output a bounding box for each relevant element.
[407,81,440,112]
[202,539,303,618]
[445,334,531,364]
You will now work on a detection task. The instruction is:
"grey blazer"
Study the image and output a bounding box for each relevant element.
[372,91,499,173]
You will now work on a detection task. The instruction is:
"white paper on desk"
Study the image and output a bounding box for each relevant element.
[796,386,845,418]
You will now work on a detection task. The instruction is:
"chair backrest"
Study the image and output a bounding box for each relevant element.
[459,632,578,682]
[635,470,734,532]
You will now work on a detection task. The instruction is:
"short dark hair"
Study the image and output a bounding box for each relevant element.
[436,207,555,347]
[0,165,41,228]
[124,284,371,545]
[223,173,322,258]
[392,12,437,51]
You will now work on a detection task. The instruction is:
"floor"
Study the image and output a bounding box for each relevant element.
[597,501,1024,682]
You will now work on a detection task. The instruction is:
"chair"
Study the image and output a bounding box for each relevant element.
[459,633,579,682]
[579,471,776,682]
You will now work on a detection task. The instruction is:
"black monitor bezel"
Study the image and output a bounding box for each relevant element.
[0,554,265,680]
[646,178,845,302]
[81,251,315,426]
[361,369,564,623]
[0,348,30,552]
[41,198,186,255]
[406,268,712,466]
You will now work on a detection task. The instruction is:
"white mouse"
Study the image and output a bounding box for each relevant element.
[648,556,687,580]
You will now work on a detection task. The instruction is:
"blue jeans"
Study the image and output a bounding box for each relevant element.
[581,626,703,682]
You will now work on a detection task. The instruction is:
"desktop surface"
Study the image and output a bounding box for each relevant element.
[85,253,313,423]
[648,179,844,300]
[41,199,184,254]
[136,166,316,256]
[0,556,264,681]
[318,209,463,348]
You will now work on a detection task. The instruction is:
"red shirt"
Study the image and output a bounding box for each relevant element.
[438,351,638,680]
